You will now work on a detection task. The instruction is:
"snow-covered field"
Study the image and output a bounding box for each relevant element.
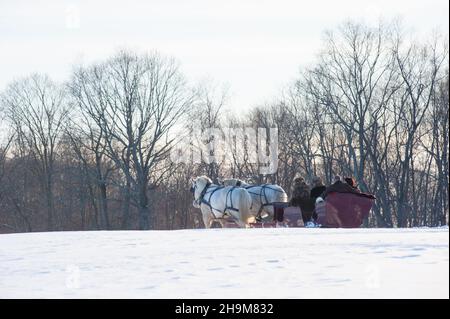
[0,227,448,299]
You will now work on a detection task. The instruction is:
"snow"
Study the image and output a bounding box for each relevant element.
[0,227,448,299]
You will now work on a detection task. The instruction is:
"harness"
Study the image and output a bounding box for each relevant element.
[193,183,240,220]
[243,184,286,220]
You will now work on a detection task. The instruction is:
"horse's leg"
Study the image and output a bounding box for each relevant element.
[246,215,257,224]
[239,214,253,228]
[227,211,249,228]
[265,206,286,227]
[217,219,227,228]
[236,220,250,228]
[264,206,275,220]
[202,210,213,229]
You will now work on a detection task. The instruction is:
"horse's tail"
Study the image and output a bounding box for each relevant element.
[274,185,289,203]
[238,188,253,225]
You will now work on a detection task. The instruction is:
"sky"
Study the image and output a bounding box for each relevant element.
[0,0,449,112]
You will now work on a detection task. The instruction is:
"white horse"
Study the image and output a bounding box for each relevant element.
[222,178,289,221]
[191,176,254,228]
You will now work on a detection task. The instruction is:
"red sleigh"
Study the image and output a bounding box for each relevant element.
[315,192,376,228]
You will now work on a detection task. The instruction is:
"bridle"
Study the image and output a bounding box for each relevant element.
[191,181,211,206]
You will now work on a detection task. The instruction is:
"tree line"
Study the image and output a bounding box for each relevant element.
[0,21,448,232]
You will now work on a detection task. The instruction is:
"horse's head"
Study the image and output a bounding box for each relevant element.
[190,176,213,205]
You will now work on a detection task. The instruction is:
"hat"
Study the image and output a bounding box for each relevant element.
[294,176,305,183]
[312,176,323,186]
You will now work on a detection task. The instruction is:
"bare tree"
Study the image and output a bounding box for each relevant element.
[70,51,193,229]
[2,74,69,230]
[0,134,14,231]
[391,35,447,227]
[0,22,447,233]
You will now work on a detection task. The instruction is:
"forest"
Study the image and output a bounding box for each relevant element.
[0,21,448,232]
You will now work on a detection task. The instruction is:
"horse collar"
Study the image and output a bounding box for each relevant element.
[199,182,211,201]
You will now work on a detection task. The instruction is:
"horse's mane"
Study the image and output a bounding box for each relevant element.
[222,178,248,187]
[222,178,239,185]
[196,175,213,188]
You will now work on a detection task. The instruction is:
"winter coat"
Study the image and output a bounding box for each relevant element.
[290,182,315,222]
[290,181,309,206]
[310,185,327,201]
